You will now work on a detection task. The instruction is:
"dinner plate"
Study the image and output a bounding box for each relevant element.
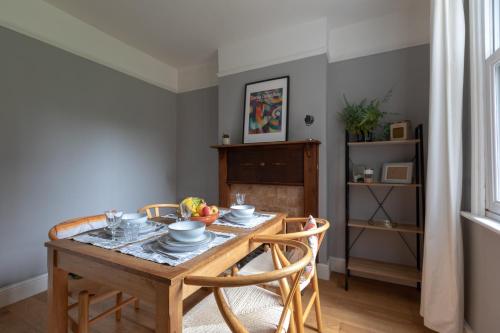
[157,231,215,252]
[222,213,255,224]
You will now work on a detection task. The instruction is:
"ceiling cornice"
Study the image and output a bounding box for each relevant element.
[0,0,178,93]
[217,18,328,77]
[328,4,430,63]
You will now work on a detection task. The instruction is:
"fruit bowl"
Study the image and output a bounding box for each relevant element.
[190,212,220,226]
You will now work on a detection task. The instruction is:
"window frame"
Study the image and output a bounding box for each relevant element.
[470,0,500,218]
[485,49,500,217]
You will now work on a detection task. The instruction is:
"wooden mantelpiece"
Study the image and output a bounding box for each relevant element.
[212,140,320,217]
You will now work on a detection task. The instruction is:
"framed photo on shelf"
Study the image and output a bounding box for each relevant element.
[381,162,413,184]
[242,76,289,143]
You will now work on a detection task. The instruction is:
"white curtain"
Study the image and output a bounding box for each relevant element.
[421,0,465,332]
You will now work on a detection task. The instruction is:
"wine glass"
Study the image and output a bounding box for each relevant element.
[235,192,246,205]
[179,202,192,221]
[105,210,122,240]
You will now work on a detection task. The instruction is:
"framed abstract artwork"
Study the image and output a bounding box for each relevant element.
[243,76,289,143]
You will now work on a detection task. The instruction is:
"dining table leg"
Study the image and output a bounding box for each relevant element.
[156,280,183,333]
[47,248,68,333]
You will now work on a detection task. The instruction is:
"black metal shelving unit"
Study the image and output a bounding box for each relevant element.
[344,124,426,290]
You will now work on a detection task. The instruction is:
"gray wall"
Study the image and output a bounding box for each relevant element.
[218,55,329,262]
[176,87,219,204]
[327,45,430,265]
[0,26,177,287]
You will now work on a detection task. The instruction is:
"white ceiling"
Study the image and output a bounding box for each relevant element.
[43,0,415,69]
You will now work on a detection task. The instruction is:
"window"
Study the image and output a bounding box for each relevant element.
[485,0,500,217]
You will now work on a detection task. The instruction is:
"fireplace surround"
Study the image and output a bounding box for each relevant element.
[212,140,320,217]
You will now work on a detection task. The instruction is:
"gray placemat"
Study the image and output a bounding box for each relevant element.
[72,221,168,249]
[118,231,236,266]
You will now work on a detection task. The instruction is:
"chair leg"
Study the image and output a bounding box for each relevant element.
[115,292,122,321]
[293,288,305,333]
[231,265,239,276]
[134,299,140,310]
[77,291,90,333]
[312,273,324,333]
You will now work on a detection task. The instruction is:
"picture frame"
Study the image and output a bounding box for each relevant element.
[381,162,413,184]
[390,121,411,141]
[243,76,289,143]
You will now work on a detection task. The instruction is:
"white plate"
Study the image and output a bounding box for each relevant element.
[222,213,255,224]
[157,231,215,252]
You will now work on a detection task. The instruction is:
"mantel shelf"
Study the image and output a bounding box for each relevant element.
[347,139,420,147]
[211,140,321,149]
[347,182,421,188]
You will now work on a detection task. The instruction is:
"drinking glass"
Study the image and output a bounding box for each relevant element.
[235,192,246,205]
[123,221,140,242]
[105,210,122,241]
[179,202,192,221]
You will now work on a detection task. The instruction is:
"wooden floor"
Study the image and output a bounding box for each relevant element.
[0,274,434,333]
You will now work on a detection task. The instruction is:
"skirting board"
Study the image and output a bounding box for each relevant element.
[464,321,473,333]
[0,273,47,308]
[316,263,330,280]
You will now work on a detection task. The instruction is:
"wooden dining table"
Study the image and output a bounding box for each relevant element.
[45,211,287,333]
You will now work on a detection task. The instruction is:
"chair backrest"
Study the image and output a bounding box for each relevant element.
[138,203,179,218]
[282,217,330,247]
[185,236,312,333]
[282,217,330,283]
[48,214,107,240]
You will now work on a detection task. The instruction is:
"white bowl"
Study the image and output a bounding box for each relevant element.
[122,213,148,225]
[167,221,206,242]
[230,205,255,218]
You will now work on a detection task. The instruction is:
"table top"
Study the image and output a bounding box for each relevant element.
[45,212,286,283]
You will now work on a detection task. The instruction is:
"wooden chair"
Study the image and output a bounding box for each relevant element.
[138,203,179,218]
[183,236,312,333]
[48,214,138,333]
[237,217,330,333]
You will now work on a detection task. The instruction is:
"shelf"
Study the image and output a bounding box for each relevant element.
[348,257,422,283]
[348,219,424,234]
[347,139,420,147]
[347,182,421,188]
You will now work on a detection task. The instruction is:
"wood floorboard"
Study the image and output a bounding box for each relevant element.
[0,274,434,333]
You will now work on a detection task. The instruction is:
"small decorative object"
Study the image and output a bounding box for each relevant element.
[304,114,315,140]
[382,162,413,184]
[364,168,374,183]
[352,165,366,183]
[243,76,289,143]
[222,133,231,145]
[390,121,411,141]
[339,89,393,142]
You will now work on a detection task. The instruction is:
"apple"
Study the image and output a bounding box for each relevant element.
[210,205,219,215]
[201,206,211,217]
[197,203,207,215]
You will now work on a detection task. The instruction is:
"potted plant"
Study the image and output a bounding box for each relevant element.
[339,89,392,141]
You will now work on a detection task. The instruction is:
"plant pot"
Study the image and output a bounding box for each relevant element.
[364,131,373,142]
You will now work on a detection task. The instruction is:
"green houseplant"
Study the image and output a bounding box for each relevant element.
[339,89,392,141]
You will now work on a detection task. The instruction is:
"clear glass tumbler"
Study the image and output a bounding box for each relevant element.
[235,192,246,205]
[123,222,140,242]
[179,202,192,221]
